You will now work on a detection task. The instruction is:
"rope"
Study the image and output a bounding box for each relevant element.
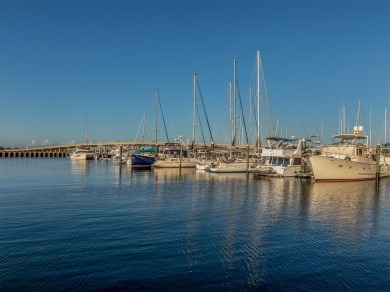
[196,80,215,143]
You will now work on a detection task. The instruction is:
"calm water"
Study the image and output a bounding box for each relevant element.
[1,159,389,291]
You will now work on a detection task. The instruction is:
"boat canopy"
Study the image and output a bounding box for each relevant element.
[139,147,156,153]
[332,134,368,141]
[266,137,298,142]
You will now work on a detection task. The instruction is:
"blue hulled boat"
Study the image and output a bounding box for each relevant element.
[131,147,156,168]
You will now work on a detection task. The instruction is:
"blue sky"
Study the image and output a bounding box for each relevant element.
[1,0,389,148]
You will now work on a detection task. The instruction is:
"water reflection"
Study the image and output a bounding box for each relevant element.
[70,160,88,175]
[152,168,195,182]
[2,159,389,290]
[308,181,384,240]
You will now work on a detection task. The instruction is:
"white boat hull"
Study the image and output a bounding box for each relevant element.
[272,165,303,177]
[69,153,95,160]
[196,163,211,170]
[208,162,256,173]
[310,155,390,182]
[153,159,196,168]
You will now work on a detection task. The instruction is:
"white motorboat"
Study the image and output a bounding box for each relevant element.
[69,148,96,160]
[309,129,390,182]
[256,138,308,177]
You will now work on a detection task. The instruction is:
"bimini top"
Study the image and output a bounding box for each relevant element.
[266,137,298,142]
[332,134,369,147]
[332,134,368,140]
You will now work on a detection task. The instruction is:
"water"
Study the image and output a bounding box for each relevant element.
[1,159,389,290]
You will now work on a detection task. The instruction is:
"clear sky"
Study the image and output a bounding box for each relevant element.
[1,0,389,148]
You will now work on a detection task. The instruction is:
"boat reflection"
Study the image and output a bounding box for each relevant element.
[70,160,89,175]
[152,168,195,182]
[307,180,385,239]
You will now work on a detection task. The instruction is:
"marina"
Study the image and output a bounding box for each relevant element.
[2,1,389,290]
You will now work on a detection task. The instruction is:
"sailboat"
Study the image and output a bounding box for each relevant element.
[208,59,254,173]
[130,108,156,168]
[69,115,96,160]
[152,87,197,169]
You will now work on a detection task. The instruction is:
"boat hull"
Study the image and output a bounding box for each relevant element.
[153,159,197,168]
[272,165,303,177]
[209,162,256,173]
[310,155,390,182]
[69,153,95,160]
[131,154,156,167]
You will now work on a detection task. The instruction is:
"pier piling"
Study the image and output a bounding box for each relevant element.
[375,144,381,188]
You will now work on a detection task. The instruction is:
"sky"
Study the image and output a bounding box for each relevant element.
[1,0,389,148]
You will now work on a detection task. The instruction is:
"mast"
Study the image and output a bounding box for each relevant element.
[229,80,232,146]
[142,108,146,146]
[233,58,237,147]
[155,89,158,146]
[385,107,388,143]
[257,49,261,150]
[192,72,197,151]
[249,84,253,146]
[370,106,372,148]
[83,114,89,145]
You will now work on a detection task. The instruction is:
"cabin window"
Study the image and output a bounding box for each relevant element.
[357,148,363,156]
[293,158,301,165]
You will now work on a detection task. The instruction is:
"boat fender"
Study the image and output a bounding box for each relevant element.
[345,156,351,161]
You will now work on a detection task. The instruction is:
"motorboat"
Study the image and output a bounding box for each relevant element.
[69,148,96,160]
[309,127,390,182]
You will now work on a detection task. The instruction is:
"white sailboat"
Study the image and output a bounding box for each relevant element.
[69,115,96,160]
[208,160,257,173]
[153,141,197,168]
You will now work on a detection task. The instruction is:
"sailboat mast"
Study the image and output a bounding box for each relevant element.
[142,108,146,146]
[192,72,197,150]
[84,114,89,145]
[385,107,388,143]
[233,58,237,147]
[257,49,261,150]
[249,84,252,146]
[155,89,158,145]
[229,80,232,146]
